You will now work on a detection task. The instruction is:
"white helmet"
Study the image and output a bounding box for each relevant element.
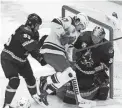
[75,13,89,29]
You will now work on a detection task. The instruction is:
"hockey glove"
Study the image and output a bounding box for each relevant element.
[94,70,109,86]
[37,54,47,66]
[31,51,47,66]
[94,63,108,72]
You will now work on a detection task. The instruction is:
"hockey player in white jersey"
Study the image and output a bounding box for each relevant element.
[38,13,96,108]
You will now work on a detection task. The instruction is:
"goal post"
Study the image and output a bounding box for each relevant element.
[62,5,114,98]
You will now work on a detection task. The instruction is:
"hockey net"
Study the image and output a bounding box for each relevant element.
[62,5,122,99]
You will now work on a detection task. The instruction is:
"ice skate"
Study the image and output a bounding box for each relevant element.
[38,76,49,106]
[3,104,15,108]
[32,94,42,105]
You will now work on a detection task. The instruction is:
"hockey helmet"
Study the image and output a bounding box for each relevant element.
[26,13,42,27]
[75,13,89,29]
[92,26,106,44]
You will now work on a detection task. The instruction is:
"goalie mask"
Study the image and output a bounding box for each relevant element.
[92,26,106,44]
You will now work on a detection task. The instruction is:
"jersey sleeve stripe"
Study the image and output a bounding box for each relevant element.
[44,42,65,51]
[3,49,26,62]
[22,39,34,47]
[42,44,66,54]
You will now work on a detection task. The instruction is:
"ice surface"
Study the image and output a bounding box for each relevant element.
[0,0,122,108]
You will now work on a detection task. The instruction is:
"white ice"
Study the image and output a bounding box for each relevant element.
[0,0,122,108]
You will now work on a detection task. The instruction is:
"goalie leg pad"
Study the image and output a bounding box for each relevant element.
[50,67,76,89]
[45,67,76,94]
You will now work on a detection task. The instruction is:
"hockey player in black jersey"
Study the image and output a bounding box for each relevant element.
[1,13,47,108]
[56,26,114,104]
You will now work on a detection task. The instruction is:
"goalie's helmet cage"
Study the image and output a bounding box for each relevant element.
[93,26,105,37]
[75,13,89,28]
[26,13,42,27]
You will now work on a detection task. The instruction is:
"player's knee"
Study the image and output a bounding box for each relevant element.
[8,77,20,89]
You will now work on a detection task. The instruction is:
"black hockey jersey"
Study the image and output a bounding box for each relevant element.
[3,25,40,63]
[73,31,114,75]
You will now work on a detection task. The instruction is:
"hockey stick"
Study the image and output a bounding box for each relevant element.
[75,36,122,64]
[68,73,86,108]
[70,74,96,108]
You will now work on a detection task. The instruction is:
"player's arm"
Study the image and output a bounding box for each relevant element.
[95,44,114,72]
[30,50,47,66]
[29,35,48,66]
[37,35,48,49]
[101,45,114,70]
[51,18,66,37]
[20,33,39,51]
[52,17,72,45]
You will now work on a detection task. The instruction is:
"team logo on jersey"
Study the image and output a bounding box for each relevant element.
[23,34,31,40]
[81,42,87,48]
[82,49,94,67]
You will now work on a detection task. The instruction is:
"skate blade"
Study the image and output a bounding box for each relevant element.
[39,102,49,108]
[78,104,92,108]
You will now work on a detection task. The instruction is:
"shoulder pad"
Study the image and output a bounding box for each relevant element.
[19,25,34,37]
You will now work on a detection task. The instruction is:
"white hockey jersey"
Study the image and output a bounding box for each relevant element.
[41,16,78,57]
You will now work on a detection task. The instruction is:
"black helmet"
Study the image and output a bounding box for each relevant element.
[26,13,42,27]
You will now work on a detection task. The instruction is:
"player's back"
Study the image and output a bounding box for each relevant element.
[41,16,75,56]
[3,25,39,63]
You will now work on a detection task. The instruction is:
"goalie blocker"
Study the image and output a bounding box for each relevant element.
[56,26,114,104]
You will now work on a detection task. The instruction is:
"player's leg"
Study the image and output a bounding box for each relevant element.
[38,53,75,105]
[19,60,42,104]
[94,70,109,100]
[39,53,96,107]
[1,52,20,108]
